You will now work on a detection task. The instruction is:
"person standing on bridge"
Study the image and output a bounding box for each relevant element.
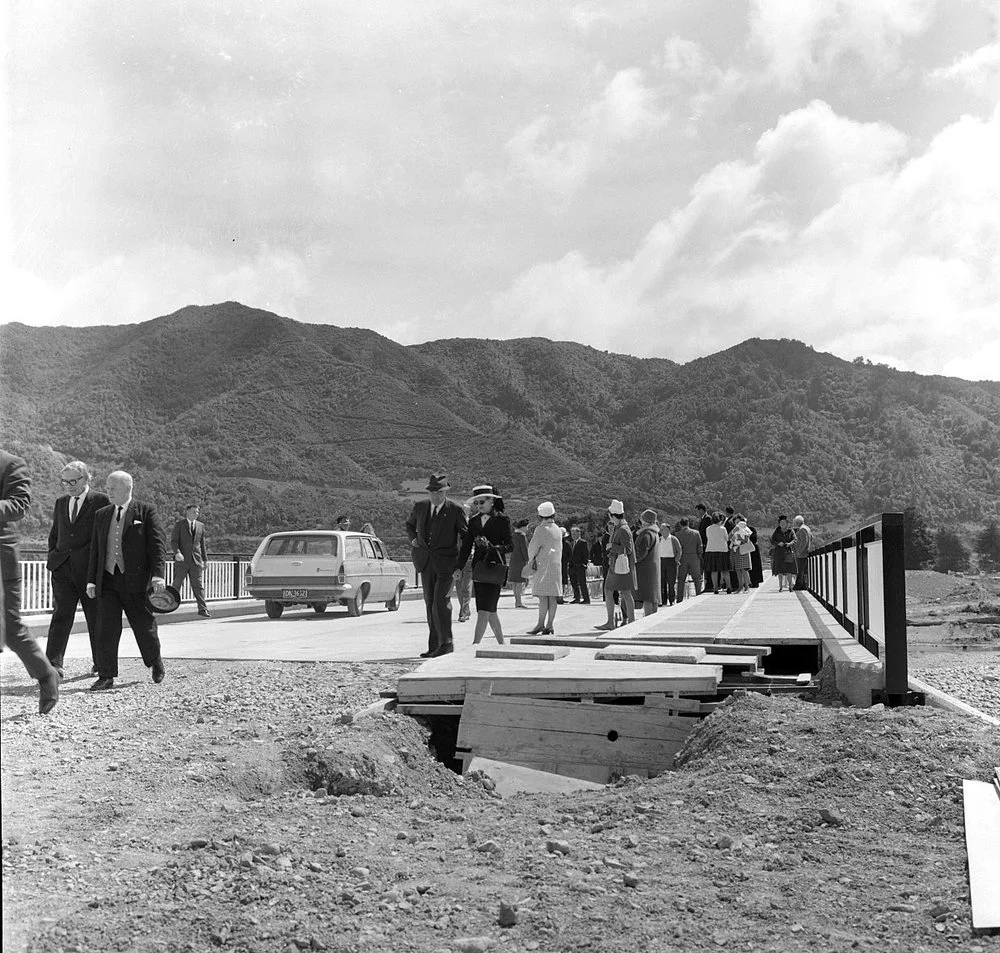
[45,460,110,677]
[526,501,563,635]
[770,515,796,592]
[459,484,512,646]
[405,473,468,658]
[674,518,703,602]
[1,449,61,714]
[170,504,210,617]
[596,500,636,630]
[792,515,812,591]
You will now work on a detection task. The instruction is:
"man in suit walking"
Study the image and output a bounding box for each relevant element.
[2,449,61,714]
[568,526,591,604]
[85,470,168,690]
[45,460,110,676]
[405,473,468,658]
[170,503,210,617]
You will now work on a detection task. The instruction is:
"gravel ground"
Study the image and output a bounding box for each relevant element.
[3,653,1000,953]
[910,652,1000,719]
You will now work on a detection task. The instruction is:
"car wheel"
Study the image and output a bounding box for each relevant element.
[346,587,366,617]
[312,602,328,614]
[264,600,284,619]
[385,581,405,611]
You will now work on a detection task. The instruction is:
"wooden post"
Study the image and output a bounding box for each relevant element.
[880,512,909,703]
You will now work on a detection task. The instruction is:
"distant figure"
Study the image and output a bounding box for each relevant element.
[568,526,591,604]
[361,522,377,537]
[634,509,661,617]
[458,484,512,646]
[85,470,168,691]
[559,527,572,604]
[747,520,764,587]
[1,450,60,714]
[405,473,468,658]
[705,512,731,594]
[451,503,474,623]
[508,519,530,608]
[658,523,681,606]
[45,460,110,676]
[336,515,351,531]
[728,515,753,593]
[770,515,796,592]
[695,502,711,589]
[526,502,562,635]
[171,504,210,617]
[597,500,636,630]
[792,515,812,590]
[675,517,703,602]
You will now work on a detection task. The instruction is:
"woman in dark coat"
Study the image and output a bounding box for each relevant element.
[748,521,764,587]
[458,484,513,645]
[507,519,530,608]
[596,500,636,630]
[770,515,796,592]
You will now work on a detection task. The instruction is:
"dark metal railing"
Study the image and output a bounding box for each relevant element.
[806,512,919,707]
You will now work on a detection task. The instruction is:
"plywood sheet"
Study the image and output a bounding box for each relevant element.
[595,645,706,664]
[475,645,570,661]
[963,779,1000,930]
[465,756,606,794]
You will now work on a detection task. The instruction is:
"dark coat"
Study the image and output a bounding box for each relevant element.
[459,513,513,572]
[88,500,167,595]
[405,498,468,574]
[508,531,530,580]
[0,450,31,580]
[569,538,590,567]
[47,491,111,584]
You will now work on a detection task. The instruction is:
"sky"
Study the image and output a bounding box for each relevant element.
[3,0,999,380]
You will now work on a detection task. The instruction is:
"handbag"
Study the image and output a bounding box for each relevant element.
[473,561,507,585]
[612,553,630,574]
[739,541,755,555]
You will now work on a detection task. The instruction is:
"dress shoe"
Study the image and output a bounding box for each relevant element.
[594,621,615,631]
[542,627,554,635]
[197,608,211,618]
[89,677,114,692]
[152,661,166,684]
[431,643,454,657]
[526,624,545,635]
[38,672,60,715]
[419,650,434,658]
[458,614,470,623]
[570,599,581,604]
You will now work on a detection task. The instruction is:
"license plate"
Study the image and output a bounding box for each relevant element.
[282,589,309,599]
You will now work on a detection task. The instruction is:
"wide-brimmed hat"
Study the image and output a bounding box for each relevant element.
[608,499,625,516]
[537,501,555,518]
[426,473,450,492]
[146,584,181,614]
[465,483,502,506]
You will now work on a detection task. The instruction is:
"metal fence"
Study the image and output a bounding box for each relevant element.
[806,512,917,706]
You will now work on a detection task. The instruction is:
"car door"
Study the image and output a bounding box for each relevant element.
[359,536,385,599]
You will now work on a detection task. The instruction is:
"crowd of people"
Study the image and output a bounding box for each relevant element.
[403,472,814,658]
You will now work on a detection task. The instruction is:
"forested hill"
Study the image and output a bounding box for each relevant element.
[2,301,998,553]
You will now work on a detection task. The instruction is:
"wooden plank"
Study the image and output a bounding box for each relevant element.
[465,756,606,793]
[397,703,464,717]
[353,697,397,719]
[457,693,696,776]
[963,779,1000,930]
[509,636,770,657]
[475,645,570,661]
[595,645,706,664]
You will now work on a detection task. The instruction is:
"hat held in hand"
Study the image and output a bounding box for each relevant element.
[146,584,181,614]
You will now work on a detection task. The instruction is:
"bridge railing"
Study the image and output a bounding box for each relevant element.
[806,512,917,706]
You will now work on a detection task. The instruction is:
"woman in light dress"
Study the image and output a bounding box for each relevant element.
[525,501,563,635]
[596,499,636,630]
[728,515,753,593]
[704,512,731,594]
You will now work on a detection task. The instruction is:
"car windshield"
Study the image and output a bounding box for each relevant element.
[263,536,338,557]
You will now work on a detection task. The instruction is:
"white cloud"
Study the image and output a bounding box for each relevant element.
[491,100,1000,380]
[929,40,1000,96]
[748,0,935,87]
[505,68,669,195]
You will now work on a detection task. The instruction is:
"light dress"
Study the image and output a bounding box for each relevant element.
[526,521,563,597]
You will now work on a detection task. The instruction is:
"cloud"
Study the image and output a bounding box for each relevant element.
[491,100,1000,379]
[504,68,670,195]
[748,0,935,87]
[929,40,1000,96]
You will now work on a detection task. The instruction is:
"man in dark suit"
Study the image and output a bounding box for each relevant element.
[170,503,210,617]
[405,473,467,658]
[45,460,110,676]
[1,449,61,714]
[568,526,591,604]
[85,470,168,690]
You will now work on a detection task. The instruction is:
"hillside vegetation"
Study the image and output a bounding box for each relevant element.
[2,302,998,554]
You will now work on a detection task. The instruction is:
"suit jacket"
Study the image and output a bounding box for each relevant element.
[405,499,468,573]
[569,538,590,567]
[47,490,111,583]
[0,450,31,579]
[171,518,208,566]
[88,499,167,595]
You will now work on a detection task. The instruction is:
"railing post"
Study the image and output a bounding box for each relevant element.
[880,512,909,703]
[233,556,241,599]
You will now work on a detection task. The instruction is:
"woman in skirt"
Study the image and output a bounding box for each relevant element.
[704,512,731,593]
[526,501,563,634]
[770,515,796,592]
[458,484,513,645]
[728,516,753,593]
[596,499,637,629]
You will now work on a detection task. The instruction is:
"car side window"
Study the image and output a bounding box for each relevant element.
[359,538,377,559]
[370,539,386,560]
[346,537,364,559]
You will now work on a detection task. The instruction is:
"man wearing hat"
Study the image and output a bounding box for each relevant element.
[405,474,468,657]
[85,470,168,690]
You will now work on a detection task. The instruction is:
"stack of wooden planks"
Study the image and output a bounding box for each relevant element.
[396,635,766,784]
[963,767,1000,931]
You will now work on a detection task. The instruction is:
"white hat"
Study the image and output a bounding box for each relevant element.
[608,499,625,516]
[465,483,502,506]
[537,501,555,518]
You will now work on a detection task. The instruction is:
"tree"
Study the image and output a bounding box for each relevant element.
[903,506,936,570]
[934,529,969,574]
[976,521,1000,572]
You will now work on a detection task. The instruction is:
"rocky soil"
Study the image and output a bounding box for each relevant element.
[3,649,1000,953]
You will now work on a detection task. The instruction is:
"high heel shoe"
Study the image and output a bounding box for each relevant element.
[594,621,616,631]
[542,627,554,635]
[526,624,545,635]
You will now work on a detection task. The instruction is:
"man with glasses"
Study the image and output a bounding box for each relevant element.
[45,461,109,676]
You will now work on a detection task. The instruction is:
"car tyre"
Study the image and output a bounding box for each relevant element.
[385,582,405,611]
[346,587,366,617]
[264,600,284,619]
[312,602,328,614]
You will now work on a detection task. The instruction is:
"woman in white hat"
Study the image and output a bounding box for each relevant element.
[525,501,562,634]
[596,499,636,630]
[457,484,513,645]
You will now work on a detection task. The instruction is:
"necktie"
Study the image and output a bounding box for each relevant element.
[116,506,122,523]
[190,521,196,537]
[70,497,79,522]
[431,505,439,519]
